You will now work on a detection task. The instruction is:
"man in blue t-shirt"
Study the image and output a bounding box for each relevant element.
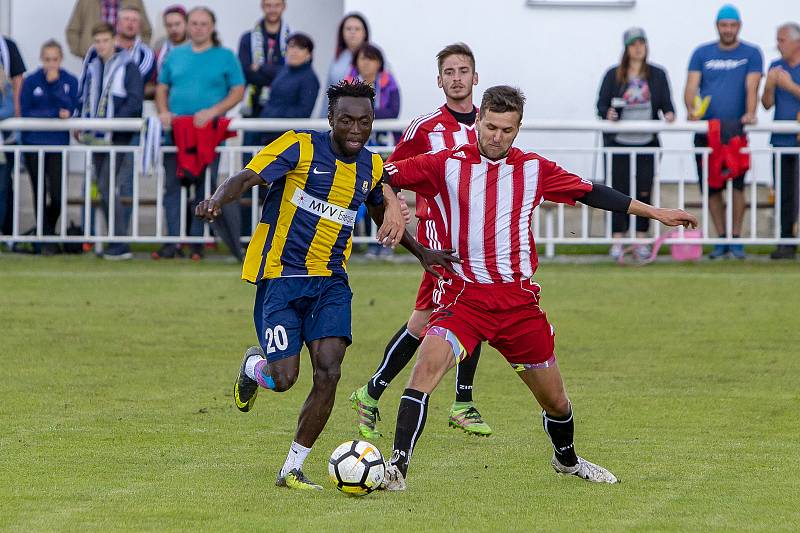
[684,4,763,259]
[762,22,800,260]
[155,6,245,260]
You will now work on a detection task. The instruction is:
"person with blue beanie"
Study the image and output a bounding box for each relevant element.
[684,4,763,259]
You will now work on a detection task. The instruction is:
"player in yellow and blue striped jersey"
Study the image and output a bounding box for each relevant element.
[195,81,458,491]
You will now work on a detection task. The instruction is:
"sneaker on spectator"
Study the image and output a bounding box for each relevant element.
[103,243,133,261]
[708,244,729,259]
[609,243,623,260]
[151,243,184,260]
[190,243,204,261]
[770,245,797,260]
[729,243,746,260]
[634,244,652,262]
[41,243,61,256]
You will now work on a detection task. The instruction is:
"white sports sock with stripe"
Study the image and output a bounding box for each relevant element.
[280,441,312,478]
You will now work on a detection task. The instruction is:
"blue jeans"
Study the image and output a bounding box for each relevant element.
[163,152,222,237]
[0,160,10,235]
[93,148,133,241]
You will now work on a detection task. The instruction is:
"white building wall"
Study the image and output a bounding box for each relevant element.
[345,0,797,181]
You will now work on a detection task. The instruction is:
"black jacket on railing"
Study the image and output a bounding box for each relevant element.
[596,63,675,146]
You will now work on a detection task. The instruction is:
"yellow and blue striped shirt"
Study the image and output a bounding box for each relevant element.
[242,129,385,282]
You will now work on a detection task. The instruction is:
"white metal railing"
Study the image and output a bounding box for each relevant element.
[1,118,799,252]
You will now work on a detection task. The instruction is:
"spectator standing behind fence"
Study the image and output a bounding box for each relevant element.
[345,43,401,258]
[78,23,143,260]
[155,7,245,261]
[259,33,319,144]
[66,0,151,59]
[238,34,318,239]
[319,13,369,117]
[153,5,187,83]
[82,7,156,98]
[239,0,291,148]
[762,22,800,261]
[345,44,400,124]
[0,33,27,240]
[597,27,675,260]
[684,4,762,260]
[20,40,79,255]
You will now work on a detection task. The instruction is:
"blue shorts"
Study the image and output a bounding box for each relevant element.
[253,275,353,363]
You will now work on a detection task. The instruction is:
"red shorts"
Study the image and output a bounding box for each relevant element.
[415,270,439,310]
[414,219,439,311]
[423,277,556,366]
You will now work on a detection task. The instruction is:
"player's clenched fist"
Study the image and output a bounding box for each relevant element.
[195,197,222,222]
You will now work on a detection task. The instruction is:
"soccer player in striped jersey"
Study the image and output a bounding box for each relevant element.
[195,81,457,491]
[379,86,698,490]
[351,43,494,439]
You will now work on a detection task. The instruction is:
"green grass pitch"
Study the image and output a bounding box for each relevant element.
[1,256,798,531]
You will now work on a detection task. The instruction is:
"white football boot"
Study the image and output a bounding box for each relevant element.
[380,463,407,491]
[551,455,619,484]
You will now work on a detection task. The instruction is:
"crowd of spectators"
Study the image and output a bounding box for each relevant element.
[0,2,797,261]
[595,5,799,260]
[0,0,402,260]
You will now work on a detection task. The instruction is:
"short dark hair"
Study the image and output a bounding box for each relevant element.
[436,42,475,72]
[480,86,526,120]
[287,32,314,54]
[163,4,187,20]
[40,39,63,57]
[352,43,384,72]
[327,79,375,117]
[91,22,116,37]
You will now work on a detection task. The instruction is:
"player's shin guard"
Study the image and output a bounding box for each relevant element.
[455,344,481,403]
[367,324,421,400]
[391,388,429,477]
[542,405,578,467]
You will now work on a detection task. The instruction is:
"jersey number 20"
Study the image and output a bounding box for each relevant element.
[265,325,289,353]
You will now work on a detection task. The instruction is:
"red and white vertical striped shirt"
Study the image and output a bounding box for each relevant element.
[388,105,477,249]
[385,143,593,283]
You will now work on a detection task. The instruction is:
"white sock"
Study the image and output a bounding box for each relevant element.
[280,441,312,477]
[244,354,261,381]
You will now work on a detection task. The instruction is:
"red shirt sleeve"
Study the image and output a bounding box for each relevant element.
[384,150,446,197]
[539,157,594,205]
[386,126,425,163]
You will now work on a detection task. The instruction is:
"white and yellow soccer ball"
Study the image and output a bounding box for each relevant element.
[328,440,385,495]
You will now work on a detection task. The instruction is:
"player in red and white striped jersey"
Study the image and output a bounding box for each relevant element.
[350,43,493,438]
[380,86,697,491]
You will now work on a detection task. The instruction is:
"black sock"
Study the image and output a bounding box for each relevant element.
[455,344,481,403]
[542,407,578,467]
[367,323,421,400]
[391,388,429,477]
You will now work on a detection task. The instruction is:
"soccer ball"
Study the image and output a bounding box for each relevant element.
[328,440,385,495]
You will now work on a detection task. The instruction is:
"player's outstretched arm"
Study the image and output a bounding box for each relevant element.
[628,199,699,229]
[195,168,264,222]
[578,183,698,229]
